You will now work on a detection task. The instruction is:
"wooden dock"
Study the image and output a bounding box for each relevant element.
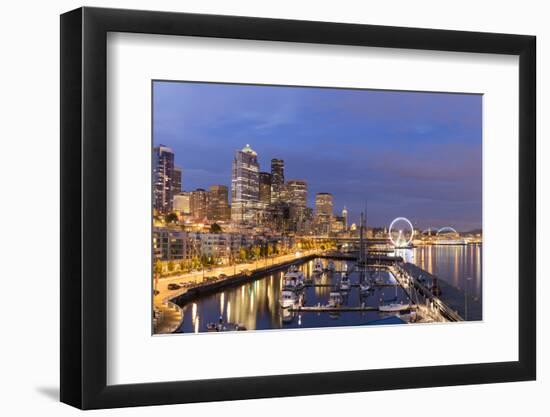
[318,253,402,264]
[289,305,381,312]
[304,283,399,288]
[393,263,464,322]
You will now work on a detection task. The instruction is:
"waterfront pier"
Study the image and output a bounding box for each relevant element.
[156,246,472,333]
[289,305,387,313]
[392,263,463,322]
[159,250,321,306]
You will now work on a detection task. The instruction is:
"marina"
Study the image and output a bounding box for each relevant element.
[149,84,484,336]
[154,204,482,334]
[169,242,482,333]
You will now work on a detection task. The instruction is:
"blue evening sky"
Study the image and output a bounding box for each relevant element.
[153,81,482,232]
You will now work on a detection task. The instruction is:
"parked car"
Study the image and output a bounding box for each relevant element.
[218,274,228,280]
[167,283,180,290]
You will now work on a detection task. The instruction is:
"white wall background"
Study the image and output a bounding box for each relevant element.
[0,0,545,415]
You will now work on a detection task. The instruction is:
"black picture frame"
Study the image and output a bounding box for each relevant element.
[60,6,536,410]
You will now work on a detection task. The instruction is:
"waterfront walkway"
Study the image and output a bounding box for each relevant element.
[154,301,184,334]
[153,249,320,334]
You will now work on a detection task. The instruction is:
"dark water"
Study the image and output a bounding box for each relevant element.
[177,245,483,332]
[398,244,482,299]
[177,259,411,333]
[396,244,483,319]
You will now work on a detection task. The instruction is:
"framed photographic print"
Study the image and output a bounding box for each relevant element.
[60,6,536,410]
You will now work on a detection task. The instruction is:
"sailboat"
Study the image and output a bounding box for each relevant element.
[358,269,373,295]
[374,269,385,285]
[360,280,373,295]
[379,281,410,312]
[379,302,411,313]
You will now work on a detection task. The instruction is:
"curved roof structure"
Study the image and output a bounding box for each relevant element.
[436,226,458,235]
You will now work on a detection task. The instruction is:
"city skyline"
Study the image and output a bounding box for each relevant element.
[153,81,482,231]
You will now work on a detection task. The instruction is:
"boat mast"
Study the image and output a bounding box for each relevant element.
[365,201,368,260]
[359,211,365,266]
[358,201,368,268]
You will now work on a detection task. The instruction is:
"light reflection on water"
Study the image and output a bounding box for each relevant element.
[177,246,482,333]
[178,259,406,333]
[405,244,482,300]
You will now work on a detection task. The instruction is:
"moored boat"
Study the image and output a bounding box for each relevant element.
[379,302,411,313]
[373,270,385,285]
[207,322,225,332]
[313,259,324,274]
[339,272,351,292]
[328,290,343,307]
[359,280,373,294]
[282,308,294,323]
[279,289,299,309]
[283,265,305,290]
[207,317,247,332]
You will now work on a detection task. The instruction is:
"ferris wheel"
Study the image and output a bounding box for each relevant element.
[388,217,415,248]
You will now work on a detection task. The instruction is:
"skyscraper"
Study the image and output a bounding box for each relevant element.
[259,172,272,205]
[173,166,182,195]
[231,144,260,223]
[314,192,333,235]
[278,183,290,204]
[287,180,307,208]
[208,185,230,221]
[173,192,191,214]
[315,193,333,216]
[153,145,175,213]
[190,188,208,220]
[342,206,348,231]
[270,158,284,203]
[287,180,308,231]
[331,216,345,233]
